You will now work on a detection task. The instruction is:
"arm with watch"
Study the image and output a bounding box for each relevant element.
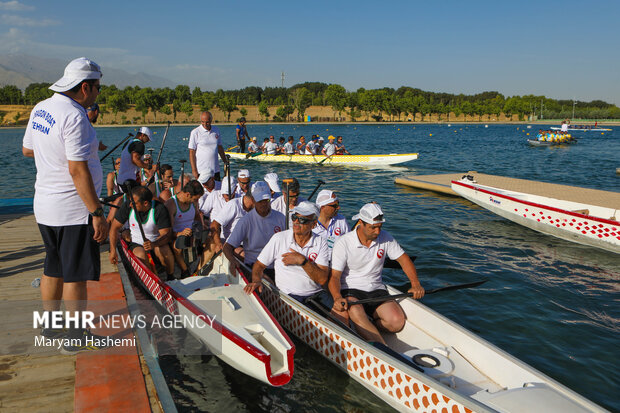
[281,248,329,285]
[68,159,109,242]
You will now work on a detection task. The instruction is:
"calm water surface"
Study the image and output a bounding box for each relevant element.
[1,123,618,411]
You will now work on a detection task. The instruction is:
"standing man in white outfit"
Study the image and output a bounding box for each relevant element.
[189,111,227,182]
[22,57,109,353]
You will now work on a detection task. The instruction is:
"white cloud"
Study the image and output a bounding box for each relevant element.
[0,1,33,11]
[0,14,58,26]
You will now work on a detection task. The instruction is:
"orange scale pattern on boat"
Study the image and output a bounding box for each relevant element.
[259,287,472,413]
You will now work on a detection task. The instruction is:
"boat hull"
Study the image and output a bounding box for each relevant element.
[225,152,418,166]
[119,240,294,386]
[451,181,620,254]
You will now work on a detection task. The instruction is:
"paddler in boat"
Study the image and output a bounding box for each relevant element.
[106,158,122,196]
[159,173,192,202]
[139,153,158,185]
[305,135,319,155]
[328,203,424,344]
[313,190,349,257]
[322,136,337,157]
[296,136,306,154]
[277,137,286,154]
[284,136,295,155]
[148,164,175,201]
[335,135,351,155]
[316,136,325,154]
[224,181,286,278]
[264,135,278,155]
[264,173,282,199]
[197,167,221,215]
[271,177,307,226]
[109,185,175,280]
[211,191,254,256]
[117,126,152,188]
[244,201,333,309]
[199,175,237,222]
[234,169,251,197]
[165,180,204,278]
[247,137,259,154]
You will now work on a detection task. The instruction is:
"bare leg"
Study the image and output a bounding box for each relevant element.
[172,245,188,271]
[346,296,385,344]
[131,246,155,272]
[373,301,406,333]
[40,275,63,312]
[155,245,175,276]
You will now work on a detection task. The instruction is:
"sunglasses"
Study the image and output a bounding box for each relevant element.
[291,214,314,225]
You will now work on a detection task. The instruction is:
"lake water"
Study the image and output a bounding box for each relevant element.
[1,123,618,411]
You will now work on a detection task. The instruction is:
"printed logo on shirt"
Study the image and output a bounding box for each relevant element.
[377,249,385,259]
[334,228,341,236]
[308,252,318,262]
[274,226,281,233]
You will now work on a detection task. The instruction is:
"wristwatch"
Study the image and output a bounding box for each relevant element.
[300,257,308,266]
[90,207,104,217]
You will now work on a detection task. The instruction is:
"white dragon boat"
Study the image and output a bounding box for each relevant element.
[225,152,418,166]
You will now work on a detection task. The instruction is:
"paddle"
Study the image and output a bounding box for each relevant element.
[245,151,263,159]
[147,121,171,186]
[318,155,332,165]
[307,179,325,201]
[100,132,133,162]
[126,182,156,270]
[197,250,223,276]
[348,279,488,306]
[227,156,232,198]
[283,178,294,230]
[179,159,186,190]
[226,145,239,152]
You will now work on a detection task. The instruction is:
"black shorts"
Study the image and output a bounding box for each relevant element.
[38,220,100,283]
[341,288,389,317]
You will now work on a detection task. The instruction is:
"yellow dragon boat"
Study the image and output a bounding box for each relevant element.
[225,152,418,166]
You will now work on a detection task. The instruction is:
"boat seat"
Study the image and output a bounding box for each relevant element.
[401,347,454,378]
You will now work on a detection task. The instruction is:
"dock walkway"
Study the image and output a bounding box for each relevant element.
[395,172,620,209]
[0,214,163,412]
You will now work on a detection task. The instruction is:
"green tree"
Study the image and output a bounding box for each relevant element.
[159,104,172,118]
[292,87,312,121]
[199,92,216,112]
[217,96,238,122]
[180,100,193,121]
[0,111,6,125]
[239,107,248,118]
[258,101,270,121]
[0,85,23,104]
[175,85,191,102]
[324,84,347,120]
[107,94,128,121]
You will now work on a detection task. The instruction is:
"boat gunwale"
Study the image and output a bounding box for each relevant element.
[451,180,619,227]
[120,239,294,386]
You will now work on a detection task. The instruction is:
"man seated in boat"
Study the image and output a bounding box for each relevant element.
[234,169,251,197]
[159,173,192,202]
[197,167,220,214]
[106,158,122,196]
[244,201,333,309]
[247,137,259,154]
[271,178,307,227]
[305,136,319,155]
[335,136,351,155]
[109,185,175,280]
[328,203,424,345]
[322,136,337,157]
[147,164,175,201]
[200,176,237,222]
[224,181,286,278]
[264,135,278,155]
[211,192,254,255]
[296,136,306,154]
[260,137,269,153]
[264,173,281,200]
[165,180,205,278]
[313,190,349,259]
[277,137,286,154]
[284,136,295,155]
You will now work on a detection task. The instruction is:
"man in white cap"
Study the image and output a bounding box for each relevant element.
[200,175,237,221]
[224,181,286,276]
[211,192,254,252]
[313,190,349,254]
[245,201,332,308]
[189,111,227,182]
[197,167,221,212]
[271,178,306,227]
[263,173,281,199]
[247,137,259,154]
[235,169,251,196]
[22,57,109,353]
[118,126,152,186]
[264,135,278,155]
[329,203,424,345]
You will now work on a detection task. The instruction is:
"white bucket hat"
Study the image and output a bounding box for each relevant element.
[292,201,319,218]
[315,190,338,207]
[198,168,215,184]
[238,169,251,179]
[138,126,152,140]
[263,173,281,193]
[353,203,385,224]
[49,57,102,92]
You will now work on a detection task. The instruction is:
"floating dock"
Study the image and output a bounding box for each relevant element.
[0,214,167,412]
[395,172,620,209]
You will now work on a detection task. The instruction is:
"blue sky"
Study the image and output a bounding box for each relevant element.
[1,0,619,104]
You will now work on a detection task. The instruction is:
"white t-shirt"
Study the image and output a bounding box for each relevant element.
[197,182,220,213]
[264,142,278,155]
[257,229,329,296]
[331,229,405,292]
[200,189,234,219]
[284,142,294,154]
[312,213,350,252]
[305,141,316,155]
[323,143,337,156]
[188,125,222,173]
[212,196,250,241]
[561,123,569,132]
[248,142,259,152]
[23,93,102,226]
[226,208,286,265]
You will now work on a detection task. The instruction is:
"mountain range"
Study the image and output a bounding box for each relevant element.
[0,54,175,89]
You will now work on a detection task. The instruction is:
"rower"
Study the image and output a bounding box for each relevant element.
[271,177,306,226]
[316,136,324,154]
[235,169,251,196]
[322,136,337,157]
[260,137,269,152]
[264,135,277,155]
[305,136,318,155]
[211,192,254,253]
[150,164,175,200]
[244,201,332,309]
[335,136,351,155]
[328,203,424,344]
[247,137,259,153]
[264,173,282,199]
[197,167,221,212]
[160,173,191,202]
[224,181,286,277]
[117,126,152,187]
[284,136,295,155]
[109,186,175,280]
[313,190,349,255]
[165,180,204,278]
[106,157,122,196]
[200,176,237,222]
[296,136,306,154]
[139,153,156,185]
[277,137,286,154]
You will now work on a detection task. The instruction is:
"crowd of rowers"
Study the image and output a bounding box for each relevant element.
[104,127,423,343]
[535,129,574,143]
[245,134,352,156]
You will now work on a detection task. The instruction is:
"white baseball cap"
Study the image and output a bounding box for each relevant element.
[198,168,214,184]
[316,190,338,207]
[264,173,281,193]
[318,136,324,141]
[49,57,102,92]
[238,169,250,179]
[292,201,319,218]
[251,181,271,202]
[138,126,152,140]
[352,203,385,224]
[220,176,237,195]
